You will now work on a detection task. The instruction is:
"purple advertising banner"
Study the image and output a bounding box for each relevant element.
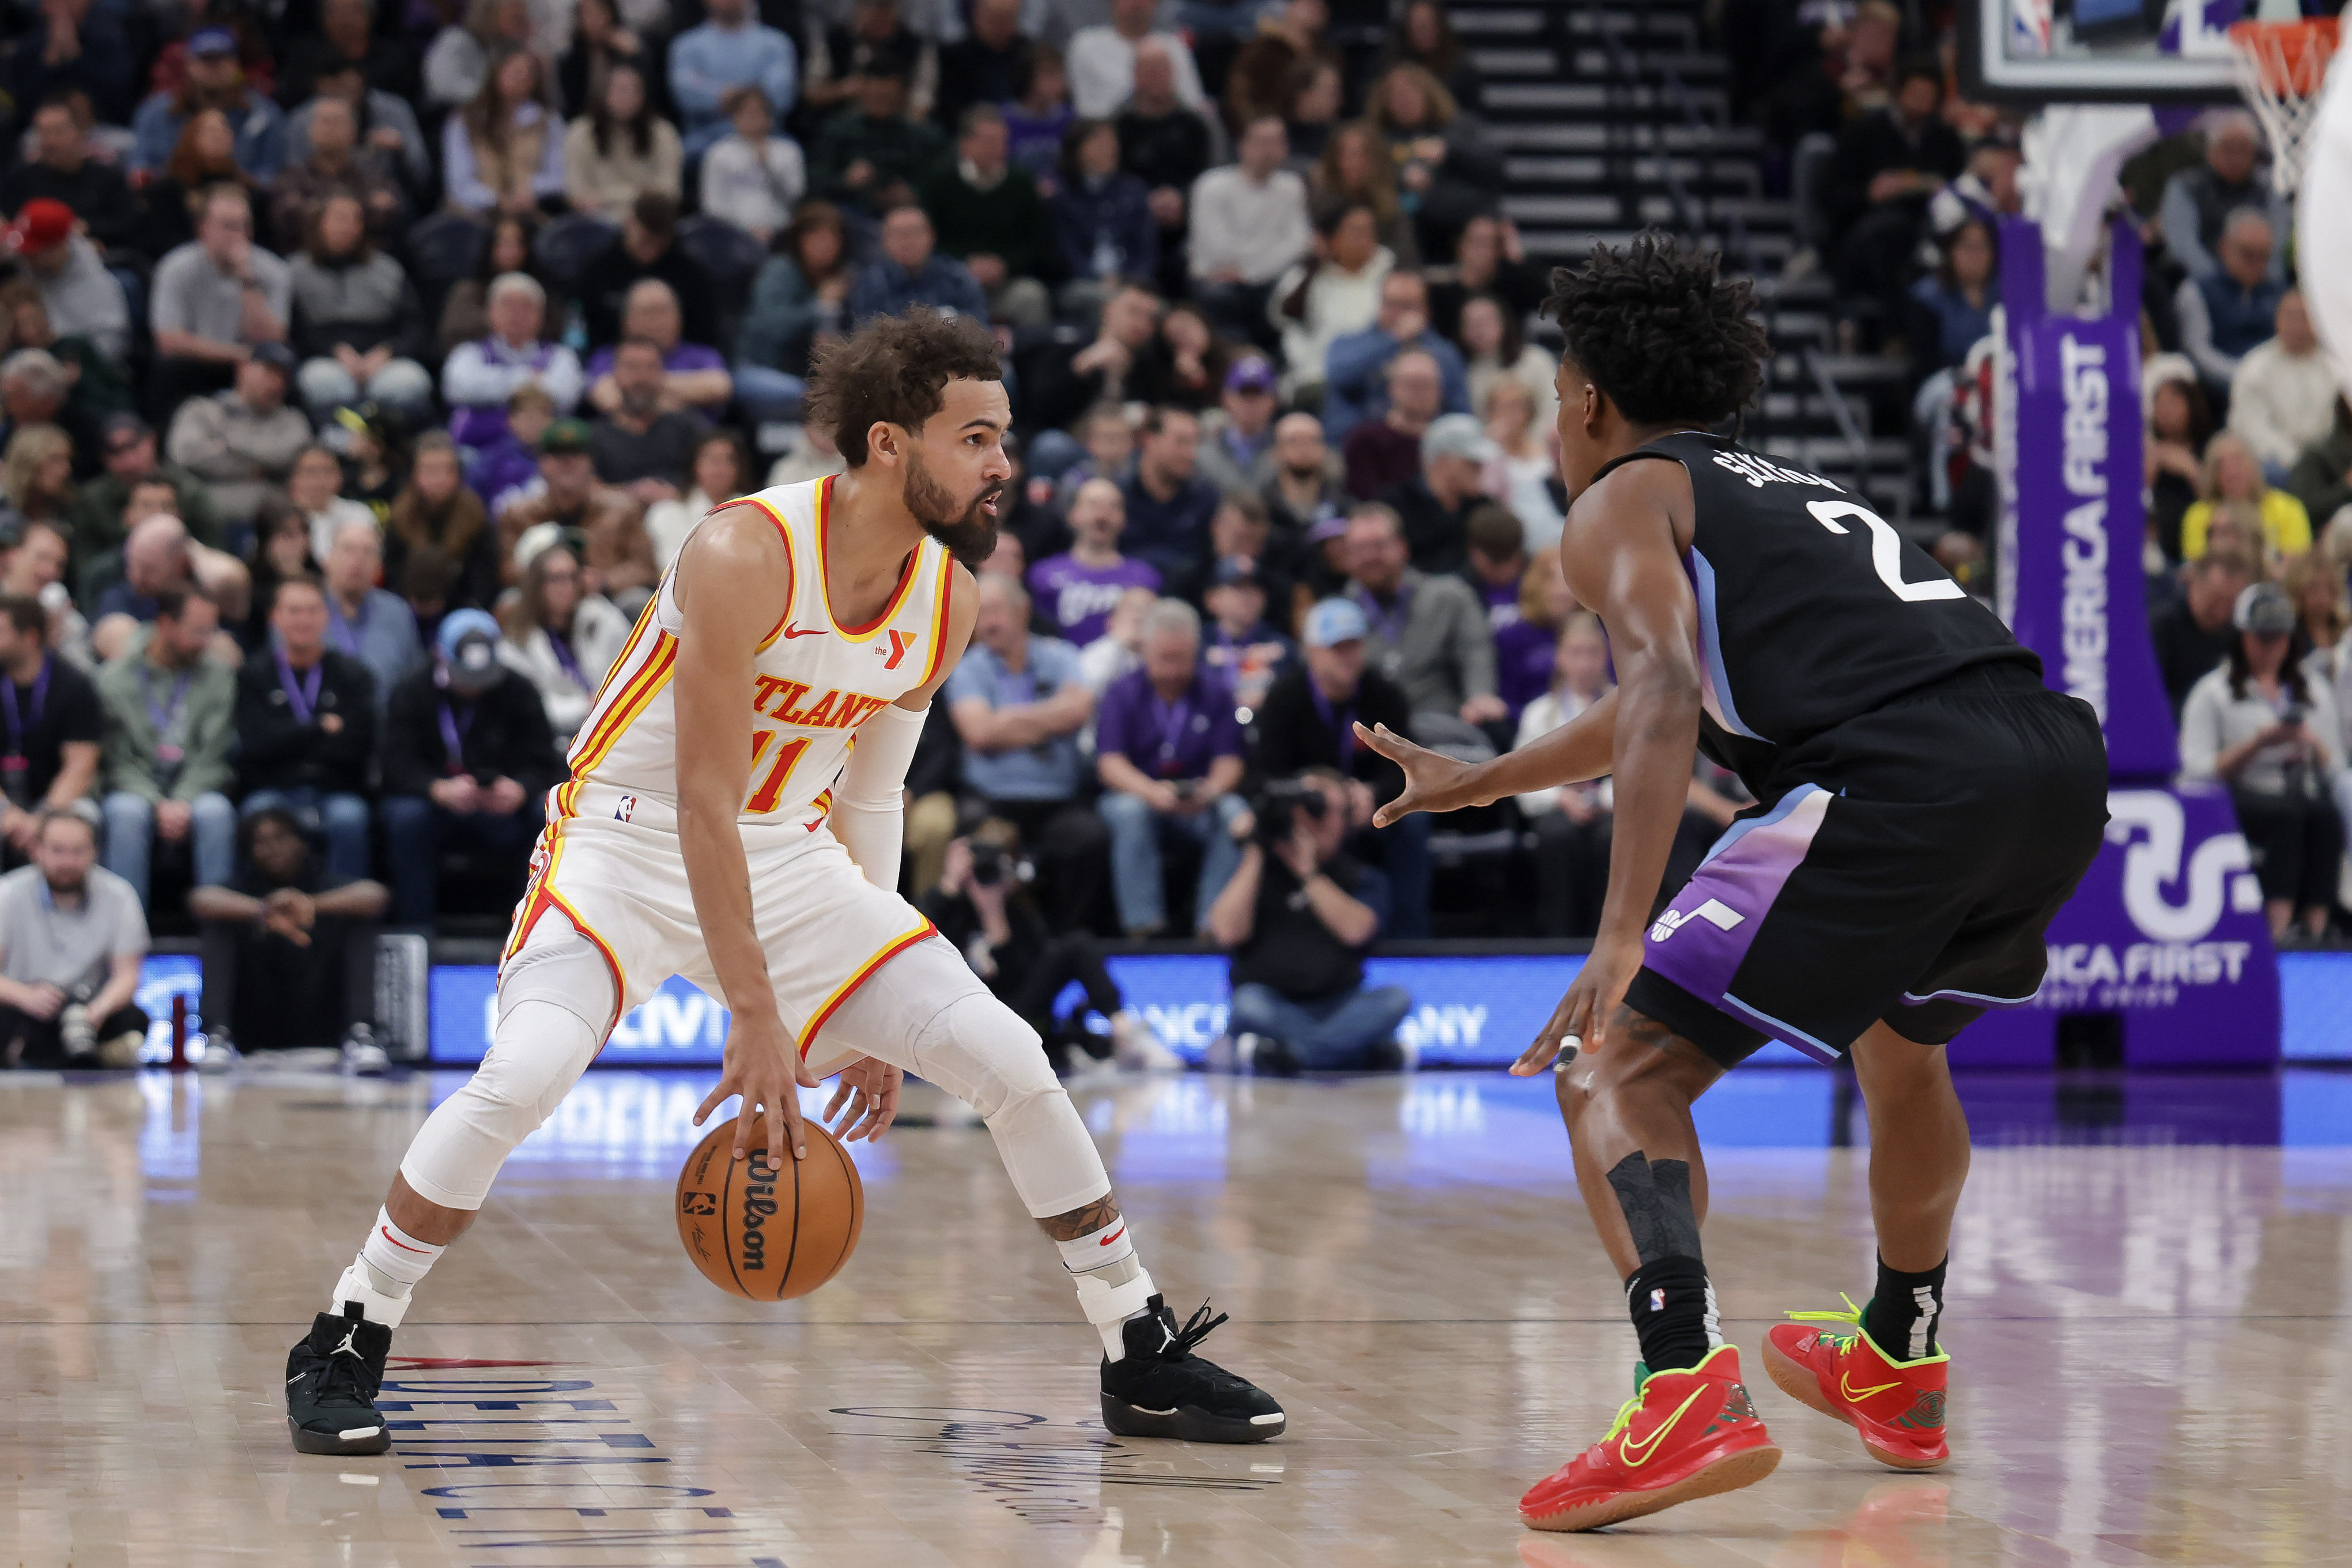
[1977,217,2279,1066]
[1996,218,2178,779]
[1955,784,2281,1066]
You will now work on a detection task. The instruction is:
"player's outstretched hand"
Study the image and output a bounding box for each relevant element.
[823,1056,902,1143]
[1513,938,1640,1075]
[696,1014,822,1163]
[1353,722,1483,827]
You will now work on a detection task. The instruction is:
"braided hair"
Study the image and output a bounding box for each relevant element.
[1542,235,1769,428]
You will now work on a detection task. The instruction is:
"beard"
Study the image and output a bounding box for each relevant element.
[903,447,1004,570]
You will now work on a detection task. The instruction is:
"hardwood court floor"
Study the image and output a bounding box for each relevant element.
[3,1064,2349,1566]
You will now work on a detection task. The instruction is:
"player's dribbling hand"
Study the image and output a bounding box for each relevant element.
[822,1056,901,1143]
[1354,722,1481,826]
[1513,938,1640,1075]
[696,1014,821,1163]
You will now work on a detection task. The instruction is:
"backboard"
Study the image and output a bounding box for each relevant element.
[1958,0,2260,104]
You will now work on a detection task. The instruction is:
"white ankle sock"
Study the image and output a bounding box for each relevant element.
[330,1208,447,1328]
[362,1207,446,1288]
[1056,1216,1155,1360]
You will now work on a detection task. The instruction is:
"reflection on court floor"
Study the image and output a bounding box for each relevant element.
[1,1066,2345,1565]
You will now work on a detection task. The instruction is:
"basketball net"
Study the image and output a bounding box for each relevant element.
[2228,17,2340,194]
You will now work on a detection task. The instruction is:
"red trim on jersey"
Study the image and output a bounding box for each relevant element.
[818,475,923,637]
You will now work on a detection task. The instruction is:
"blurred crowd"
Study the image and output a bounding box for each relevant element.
[0,0,1653,1074]
[1722,0,2351,942]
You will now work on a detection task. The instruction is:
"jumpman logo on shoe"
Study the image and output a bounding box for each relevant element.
[333,1326,362,1358]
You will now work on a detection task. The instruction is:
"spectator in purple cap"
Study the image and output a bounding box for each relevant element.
[1195,355,1281,497]
[132,28,287,180]
[1028,477,1162,647]
[379,607,559,925]
[1093,597,1247,936]
[1297,510,1353,600]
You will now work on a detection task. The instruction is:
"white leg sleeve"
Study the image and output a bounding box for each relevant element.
[819,936,1112,1219]
[397,926,614,1211]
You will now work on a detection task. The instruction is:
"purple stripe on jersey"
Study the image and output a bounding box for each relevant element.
[1684,545,1763,740]
[1897,984,2040,1008]
[1640,784,1831,1038]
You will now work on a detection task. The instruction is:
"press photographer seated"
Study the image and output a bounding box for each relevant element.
[1204,768,1413,1073]
[917,826,1177,1075]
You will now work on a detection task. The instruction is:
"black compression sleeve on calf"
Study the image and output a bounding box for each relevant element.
[1624,1256,1714,1374]
[1606,1152,1704,1265]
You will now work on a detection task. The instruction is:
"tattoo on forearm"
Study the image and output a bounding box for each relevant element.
[1037,1195,1122,1241]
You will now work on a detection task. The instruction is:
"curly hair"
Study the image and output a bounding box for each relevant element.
[1542,235,1769,428]
[806,309,1003,468]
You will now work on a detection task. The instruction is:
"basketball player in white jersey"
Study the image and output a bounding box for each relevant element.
[2301,52,2352,409]
[285,311,1284,1454]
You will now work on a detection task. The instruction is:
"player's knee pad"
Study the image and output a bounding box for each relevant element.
[398,932,614,1210]
[818,936,1109,1217]
[913,989,1109,1219]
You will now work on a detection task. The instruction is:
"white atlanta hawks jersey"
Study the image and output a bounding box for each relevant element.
[555,475,953,829]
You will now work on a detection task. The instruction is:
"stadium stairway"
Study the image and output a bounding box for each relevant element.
[1470,1,1923,523]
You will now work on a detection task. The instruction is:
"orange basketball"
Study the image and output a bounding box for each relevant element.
[675,1113,864,1301]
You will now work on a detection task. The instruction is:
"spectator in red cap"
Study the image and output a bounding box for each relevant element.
[131,27,287,181]
[5,200,130,363]
[0,101,139,259]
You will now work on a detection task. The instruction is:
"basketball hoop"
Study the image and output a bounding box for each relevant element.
[2227,17,2340,194]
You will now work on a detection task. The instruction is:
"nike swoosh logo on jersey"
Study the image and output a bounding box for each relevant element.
[1618,1386,1708,1467]
[1841,1371,1902,1401]
[780,625,826,638]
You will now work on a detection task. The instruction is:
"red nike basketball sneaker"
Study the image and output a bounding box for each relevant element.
[1517,1345,1781,1532]
[1763,1297,1949,1470]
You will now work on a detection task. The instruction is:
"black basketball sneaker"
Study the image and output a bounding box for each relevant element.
[1099,1295,1285,1443]
[286,1303,394,1455]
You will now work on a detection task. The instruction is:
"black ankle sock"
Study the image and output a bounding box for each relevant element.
[1861,1254,1946,1362]
[1624,1255,1715,1374]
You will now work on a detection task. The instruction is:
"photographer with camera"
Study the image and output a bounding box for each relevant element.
[2180,580,2346,942]
[1205,768,1414,1074]
[919,826,1180,1074]
[1094,599,1249,938]
[1250,596,1434,936]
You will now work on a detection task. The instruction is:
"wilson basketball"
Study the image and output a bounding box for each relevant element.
[675,1114,864,1301]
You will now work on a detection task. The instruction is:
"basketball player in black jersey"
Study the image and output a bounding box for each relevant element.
[1362,237,2108,1531]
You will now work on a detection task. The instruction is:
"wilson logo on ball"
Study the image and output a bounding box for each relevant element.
[675,1114,864,1302]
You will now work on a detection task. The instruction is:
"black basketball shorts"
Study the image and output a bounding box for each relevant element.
[1625,667,2110,1067]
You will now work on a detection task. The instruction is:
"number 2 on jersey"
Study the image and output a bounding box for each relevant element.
[745,730,809,813]
[1806,500,1965,603]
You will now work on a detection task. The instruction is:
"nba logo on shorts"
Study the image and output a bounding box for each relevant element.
[615,795,637,823]
[1649,1289,1666,1312]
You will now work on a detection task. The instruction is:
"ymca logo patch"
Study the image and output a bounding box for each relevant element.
[1648,898,1745,943]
